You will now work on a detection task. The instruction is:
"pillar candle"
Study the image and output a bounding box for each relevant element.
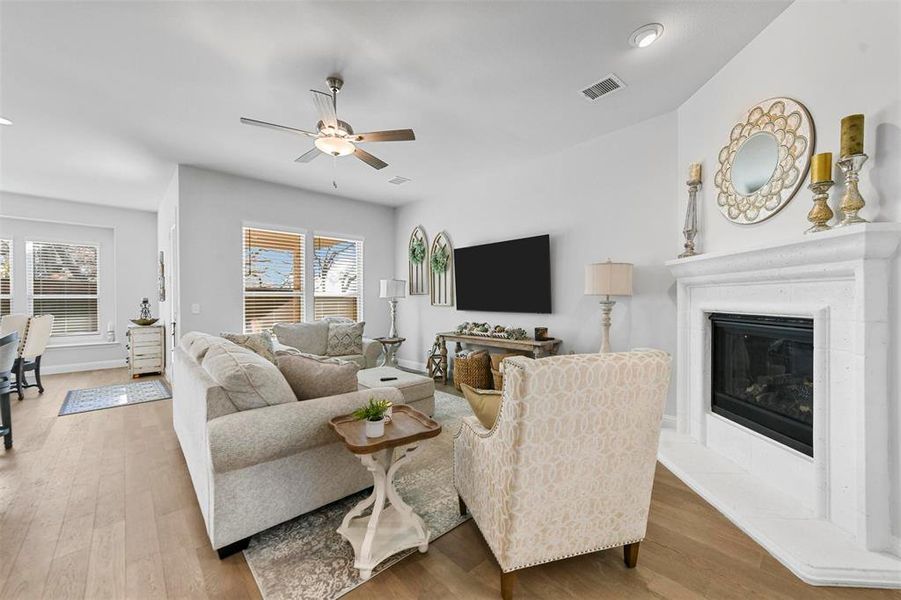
[688,162,702,183]
[810,152,832,183]
[840,114,864,157]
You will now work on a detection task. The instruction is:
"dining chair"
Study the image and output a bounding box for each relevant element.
[13,314,54,400]
[0,314,29,354]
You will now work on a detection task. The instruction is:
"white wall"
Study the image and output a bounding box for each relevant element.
[172,165,396,338]
[394,111,679,411]
[0,191,158,372]
[676,0,901,549]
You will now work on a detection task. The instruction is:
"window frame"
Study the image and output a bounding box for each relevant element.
[312,231,365,323]
[25,238,101,337]
[241,224,307,334]
[0,238,12,316]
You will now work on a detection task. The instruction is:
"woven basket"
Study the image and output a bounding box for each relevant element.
[453,351,491,391]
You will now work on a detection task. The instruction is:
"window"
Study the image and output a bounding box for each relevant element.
[313,235,363,321]
[26,241,99,335]
[0,240,10,316]
[243,227,304,333]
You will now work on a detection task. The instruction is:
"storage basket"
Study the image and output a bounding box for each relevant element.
[489,352,527,390]
[491,368,503,390]
[453,351,491,391]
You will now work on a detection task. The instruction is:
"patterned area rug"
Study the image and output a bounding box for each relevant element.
[244,390,473,600]
[59,379,171,416]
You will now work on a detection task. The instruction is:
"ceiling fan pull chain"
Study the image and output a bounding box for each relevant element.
[332,155,338,189]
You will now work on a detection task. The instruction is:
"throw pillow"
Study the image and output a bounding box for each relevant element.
[220,331,276,364]
[202,342,296,411]
[277,353,360,401]
[273,321,330,356]
[326,320,364,356]
[460,383,503,429]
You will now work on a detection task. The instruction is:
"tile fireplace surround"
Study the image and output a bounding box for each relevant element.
[664,223,901,588]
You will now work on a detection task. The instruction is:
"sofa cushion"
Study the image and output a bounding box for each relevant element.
[201,342,296,411]
[219,331,277,363]
[460,383,503,429]
[274,321,330,355]
[277,353,360,401]
[327,320,364,356]
[181,332,223,363]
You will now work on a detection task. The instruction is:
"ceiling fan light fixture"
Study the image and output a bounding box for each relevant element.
[629,23,664,48]
[315,136,355,157]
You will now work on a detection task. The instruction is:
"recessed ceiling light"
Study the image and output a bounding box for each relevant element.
[629,23,664,48]
[0,117,12,126]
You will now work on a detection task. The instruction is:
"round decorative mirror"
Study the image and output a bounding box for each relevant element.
[713,97,814,224]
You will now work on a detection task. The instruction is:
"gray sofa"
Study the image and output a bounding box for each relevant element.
[172,332,429,556]
[273,318,382,368]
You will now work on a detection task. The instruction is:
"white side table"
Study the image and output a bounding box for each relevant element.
[329,405,441,579]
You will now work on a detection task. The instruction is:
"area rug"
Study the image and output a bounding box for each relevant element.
[59,379,171,416]
[243,390,473,600]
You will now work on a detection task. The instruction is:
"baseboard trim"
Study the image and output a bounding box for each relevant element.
[396,358,427,373]
[42,359,125,375]
[661,414,677,429]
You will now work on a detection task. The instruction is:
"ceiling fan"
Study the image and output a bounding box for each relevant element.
[240,76,415,171]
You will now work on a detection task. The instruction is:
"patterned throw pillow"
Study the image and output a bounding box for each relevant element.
[219,331,276,364]
[326,321,364,356]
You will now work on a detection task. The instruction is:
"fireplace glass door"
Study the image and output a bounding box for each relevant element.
[709,313,813,457]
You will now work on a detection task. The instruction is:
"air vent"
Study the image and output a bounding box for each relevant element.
[580,73,626,101]
[388,176,411,185]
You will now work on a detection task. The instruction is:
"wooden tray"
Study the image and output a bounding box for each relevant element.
[329,404,441,455]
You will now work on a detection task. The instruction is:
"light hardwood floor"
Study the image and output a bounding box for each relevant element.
[1,368,897,599]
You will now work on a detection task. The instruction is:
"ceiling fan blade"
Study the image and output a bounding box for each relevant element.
[294,148,321,163]
[240,117,318,138]
[353,147,388,170]
[353,129,416,143]
[310,90,337,129]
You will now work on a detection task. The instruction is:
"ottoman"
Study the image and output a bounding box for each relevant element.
[357,367,435,417]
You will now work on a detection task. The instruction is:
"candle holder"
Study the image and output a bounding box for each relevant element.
[678,178,701,258]
[805,180,834,233]
[836,153,869,226]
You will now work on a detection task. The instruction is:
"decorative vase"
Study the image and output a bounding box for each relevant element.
[365,418,385,438]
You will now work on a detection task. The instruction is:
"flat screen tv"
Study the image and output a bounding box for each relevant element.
[454,234,551,313]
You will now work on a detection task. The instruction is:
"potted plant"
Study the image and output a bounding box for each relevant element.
[353,398,393,438]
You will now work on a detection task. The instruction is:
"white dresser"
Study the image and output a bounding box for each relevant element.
[126,324,165,377]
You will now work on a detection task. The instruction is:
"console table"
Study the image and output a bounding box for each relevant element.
[433,333,562,384]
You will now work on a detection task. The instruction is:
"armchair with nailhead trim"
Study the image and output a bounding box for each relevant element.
[453,350,672,599]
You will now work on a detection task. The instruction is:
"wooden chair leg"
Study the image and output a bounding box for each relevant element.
[15,360,24,400]
[34,356,44,394]
[501,570,516,600]
[458,494,468,516]
[624,542,640,568]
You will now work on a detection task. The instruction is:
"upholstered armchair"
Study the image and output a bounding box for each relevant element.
[454,350,672,599]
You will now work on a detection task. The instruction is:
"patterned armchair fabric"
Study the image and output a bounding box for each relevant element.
[454,350,672,573]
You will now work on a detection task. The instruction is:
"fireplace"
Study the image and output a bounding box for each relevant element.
[709,313,813,457]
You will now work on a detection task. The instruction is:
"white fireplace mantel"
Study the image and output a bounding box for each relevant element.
[661,223,901,588]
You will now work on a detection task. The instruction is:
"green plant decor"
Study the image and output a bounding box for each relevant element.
[353,398,393,422]
[430,246,449,274]
[409,239,426,264]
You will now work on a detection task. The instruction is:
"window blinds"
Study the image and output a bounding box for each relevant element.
[313,235,363,321]
[243,227,304,333]
[26,241,99,335]
[0,240,10,316]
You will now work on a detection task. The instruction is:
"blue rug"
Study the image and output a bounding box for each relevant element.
[59,380,171,416]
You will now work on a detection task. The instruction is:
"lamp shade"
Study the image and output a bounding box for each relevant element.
[584,261,633,296]
[379,279,407,299]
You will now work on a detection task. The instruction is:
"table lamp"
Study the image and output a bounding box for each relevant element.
[584,260,633,353]
[379,279,406,338]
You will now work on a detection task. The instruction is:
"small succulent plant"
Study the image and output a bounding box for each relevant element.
[353,398,393,422]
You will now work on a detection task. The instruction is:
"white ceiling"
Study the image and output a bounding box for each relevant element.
[0,1,789,212]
